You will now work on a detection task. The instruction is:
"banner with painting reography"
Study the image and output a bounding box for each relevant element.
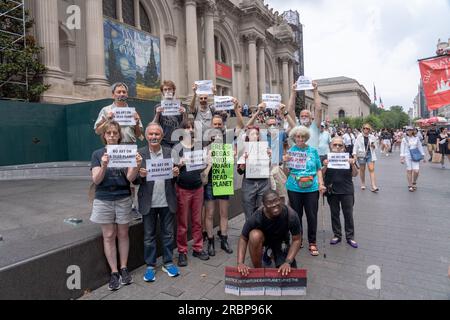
[104,18,161,100]
[212,144,234,196]
[419,55,450,111]
[107,145,137,168]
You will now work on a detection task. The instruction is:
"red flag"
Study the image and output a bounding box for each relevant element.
[379,97,384,109]
[419,55,450,111]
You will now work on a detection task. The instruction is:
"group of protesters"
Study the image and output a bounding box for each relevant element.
[90,78,447,290]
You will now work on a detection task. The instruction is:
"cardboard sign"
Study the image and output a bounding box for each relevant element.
[162,100,181,116]
[327,153,350,169]
[262,94,281,110]
[195,80,214,95]
[146,158,173,181]
[296,76,314,91]
[214,96,234,111]
[106,145,137,168]
[225,267,307,297]
[212,143,234,196]
[288,151,307,170]
[112,107,136,126]
[184,149,207,172]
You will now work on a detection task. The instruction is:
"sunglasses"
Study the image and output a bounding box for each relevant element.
[332,144,344,147]
[363,127,371,130]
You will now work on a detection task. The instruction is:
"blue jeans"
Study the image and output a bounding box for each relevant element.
[143,207,174,267]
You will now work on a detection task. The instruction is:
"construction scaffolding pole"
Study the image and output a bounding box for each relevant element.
[0,0,28,99]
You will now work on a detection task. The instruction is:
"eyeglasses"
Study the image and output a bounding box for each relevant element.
[332,144,344,147]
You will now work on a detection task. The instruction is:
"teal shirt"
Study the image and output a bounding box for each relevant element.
[286,145,322,193]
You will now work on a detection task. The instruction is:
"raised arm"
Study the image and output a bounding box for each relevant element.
[189,83,198,114]
[233,98,245,130]
[287,83,297,121]
[247,103,265,128]
[312,81,322,126]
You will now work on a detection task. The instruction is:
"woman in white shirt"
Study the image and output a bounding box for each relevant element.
[353,124,379,192]
[400,126,426,192]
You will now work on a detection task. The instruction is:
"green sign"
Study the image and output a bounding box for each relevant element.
[212,143,234,196]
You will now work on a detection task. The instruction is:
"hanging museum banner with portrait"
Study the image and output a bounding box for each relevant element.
[104,18,161,100]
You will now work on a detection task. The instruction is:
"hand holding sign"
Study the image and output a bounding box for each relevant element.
[162,100,181,116]
[262,94,282,110]
[112,107,136,126]
[295,76,314,91]
[195,80,214,95]
[107,145,137,168]
[146,158,174,181]
[327,153,350,169]
[214,96,235,111]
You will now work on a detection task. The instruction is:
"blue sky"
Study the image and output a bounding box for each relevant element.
[268,0,450,111]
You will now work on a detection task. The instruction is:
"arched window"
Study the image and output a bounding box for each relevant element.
[122,0,135,26]
[214,35,227,63]
[339,109,346,118]
[103,0,116,19]
[140,2,152,33]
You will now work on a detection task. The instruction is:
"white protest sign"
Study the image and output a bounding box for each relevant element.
[112,107,136,126]
[214,96,234,111]
[195,80,214,95]
[184,149,207,172]
[288,151,307,170]
[262,94,281,109]
[146,158,174,181]
[162,100,181,116]
[296,76,314,91]
[245,142,270,179]
[246,159,270,179]
[107,145,137,168]
[327,153,350,169]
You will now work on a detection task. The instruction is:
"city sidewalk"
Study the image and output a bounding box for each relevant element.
[81,151,450,300]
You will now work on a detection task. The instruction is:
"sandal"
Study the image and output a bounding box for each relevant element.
[371,187,379,193]
[309,244,319,256]
[412,183,417,191]
[361,186,366,190]
[408,186,414,192]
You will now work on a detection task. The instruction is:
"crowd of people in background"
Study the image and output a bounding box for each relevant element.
[88,80,450,290]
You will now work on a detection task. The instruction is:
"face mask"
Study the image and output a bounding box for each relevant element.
[300,119,310,126]
[150,138,160,144]
[164,92,174,100]
[116,95,127,102]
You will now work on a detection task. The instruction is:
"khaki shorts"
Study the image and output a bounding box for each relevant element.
[427,144,436,153]
[90,197,132,225]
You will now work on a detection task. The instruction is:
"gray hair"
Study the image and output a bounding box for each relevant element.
[145,122,164,137]
[289,125,310,142]
[111,82,129,94]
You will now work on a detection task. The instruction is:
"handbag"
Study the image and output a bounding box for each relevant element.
[406,137,423,162]
[432,152,442,163]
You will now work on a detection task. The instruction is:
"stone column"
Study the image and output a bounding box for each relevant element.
[185,0,200,86]
[134,0,141,29]
[34,0,62,77]
[258,39,266,96]
[247,33,258,107]
[204,1,216,82]
[86,0,109,85]
[282,57,290,102]
[116,0,123,22]
[289,61,294,89]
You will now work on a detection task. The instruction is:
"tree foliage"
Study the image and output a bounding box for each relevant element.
[0,1,49,101]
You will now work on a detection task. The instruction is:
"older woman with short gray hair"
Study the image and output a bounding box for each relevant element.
[284,125,326,256]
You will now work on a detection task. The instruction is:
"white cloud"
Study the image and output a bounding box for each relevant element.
[267,0,450,110]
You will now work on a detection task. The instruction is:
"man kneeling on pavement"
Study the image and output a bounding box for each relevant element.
[236,190,302,276]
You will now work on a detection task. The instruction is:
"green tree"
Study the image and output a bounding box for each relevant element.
[0,1,49,101]
[363,114,383,130]
[144,40,159,87]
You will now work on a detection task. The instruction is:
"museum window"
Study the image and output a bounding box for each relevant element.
[339,109,346,118]
[103,0,117,19]
[140,2,152,33]
[122,0,135,26]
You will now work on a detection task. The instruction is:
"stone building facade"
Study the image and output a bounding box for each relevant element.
[316,77,371,120]
[27,0,301,106]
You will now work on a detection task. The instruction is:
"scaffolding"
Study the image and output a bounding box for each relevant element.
[0,0,28,99]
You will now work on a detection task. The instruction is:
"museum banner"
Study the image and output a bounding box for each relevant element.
[419,55,450,111]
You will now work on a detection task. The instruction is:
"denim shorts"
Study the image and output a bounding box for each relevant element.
[357,153,373,165]
[204,182,230,201]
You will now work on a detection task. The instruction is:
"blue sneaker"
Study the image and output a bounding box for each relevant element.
[162,264,180,277]
[143,267,156,282]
